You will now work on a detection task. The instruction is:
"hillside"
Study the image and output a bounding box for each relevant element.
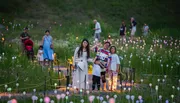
[0,0,180,28]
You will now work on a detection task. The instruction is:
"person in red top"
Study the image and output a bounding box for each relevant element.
[24,39,34,60]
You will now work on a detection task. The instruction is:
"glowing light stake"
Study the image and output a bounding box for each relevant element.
[159,95,162,103]
[86,90,90,103]
[171,95,174,103]
[80,89,83,97]
[113,94,117,102]
[138,96,142,103]
[54,90,57,94]
[65,96,68,103]
[33,89,36,95]
[128,87,131,95]
[131,95,135,103]
[61,93,65,103]
[23,91,26,103]
[54,83,57,89]
[7,87,12,99]
[4,84,8,92]
[100,96,104,103]
[106,95,109,100]
[172,86,175,94]
[73,86,76,102]
[155,85,158,102]
[56,94,61,103]
[96,96,100,103]
[125,95,130,103]
[157,79,160,86]
[16,83,19,92]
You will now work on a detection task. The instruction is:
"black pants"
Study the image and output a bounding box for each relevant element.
[101,72,106,83]
[92,75,100,90]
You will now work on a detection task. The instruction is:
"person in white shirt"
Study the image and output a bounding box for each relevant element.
[37,45,44,66]
[93,19,101,41]
[108,46,120,91]
[142,23,149,36]
[92,58,102,91]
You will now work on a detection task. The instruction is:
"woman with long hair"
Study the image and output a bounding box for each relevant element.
[72,39,90,90]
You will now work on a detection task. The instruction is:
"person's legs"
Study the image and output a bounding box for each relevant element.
[97,76,101,91]
[92,75,96,90]
[112,71,118,90]
[97,33,100,41]
[101,72,106,91]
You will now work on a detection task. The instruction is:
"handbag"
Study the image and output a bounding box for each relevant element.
[77,61,84,71]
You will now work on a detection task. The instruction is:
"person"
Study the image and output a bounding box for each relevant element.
[93,19,101,41]
[120,21,126,43]
[130,17,137,40]
[72,39,90,90]
[41,30,53,66]
[92,58,101,91]
[37,45,44,66]
[20,27,30,53]
[108,46,120,91]
[92,41,111,91]
[142,23,149,36]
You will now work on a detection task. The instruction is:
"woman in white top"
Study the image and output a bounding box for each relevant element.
[72,39,90,90]
[108,46,120,91]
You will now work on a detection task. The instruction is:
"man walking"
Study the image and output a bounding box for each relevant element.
[93,19,101,41]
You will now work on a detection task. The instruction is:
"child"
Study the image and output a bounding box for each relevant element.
[37,45,44,65]
[108,46,120,91]
[92,58,102,91]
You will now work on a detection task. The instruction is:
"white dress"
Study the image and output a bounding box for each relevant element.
[72,47,89,89]
[37,50,44,61]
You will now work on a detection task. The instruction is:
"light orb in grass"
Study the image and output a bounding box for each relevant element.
[5,84,8,88]
[113,94,117,99]
[70,101,73,103]
[89,95,95,102]
[171,94,174,98]
[102,101,107,103]
[56,94,61,100]
[7,88,12,92]
[136,100,139,103]
[172,86,175,89]
[23,91,26,95]
[164,75,167,78]
[32,95,37,101]
[109,98,115,103]
[61,93,65,99]
[155,85,158,91]
[16,83,19,87]
[162,79,165,83]
[100,96,104,101]
[140,79,143,83]
[159,95,162,100]
[54,90,57,94]
[138,95,142,100]
[11,99,17,103]
[131,95,135,100]
[66,91,69,95]
[44,96,50,103]
[33,89,36,92]
[126,95,130,100]
[106,95,109,100]
[54,83,57,87]
[96,96,100,100]
[50,100,54,103]
[177,87,180,91]
[80,99,84,103]
[165,100,169,103]
[39,98,43,102]
[86,90,89,94]
[157,79,160,82]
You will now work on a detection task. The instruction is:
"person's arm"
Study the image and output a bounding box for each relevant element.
[41,36,44,45]
[124,26,127,35]
[73,47,79,66]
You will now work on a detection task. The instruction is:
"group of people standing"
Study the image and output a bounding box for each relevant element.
[72,38,120,91]
[20,28,54,66]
